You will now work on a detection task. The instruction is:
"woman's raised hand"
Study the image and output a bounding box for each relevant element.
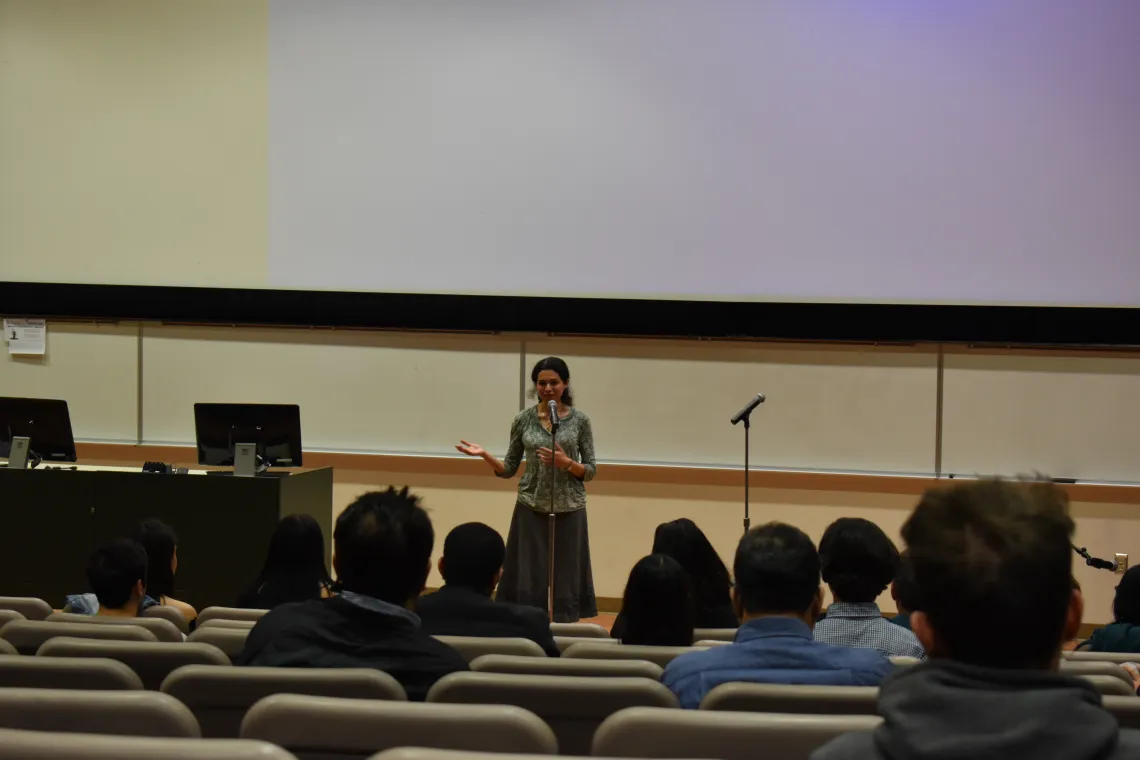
[456,440,486,457]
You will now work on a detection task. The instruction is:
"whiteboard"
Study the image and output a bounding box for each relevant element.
[0,323,138,443]
[942,351,1140,483]
[526,339,939,473]
[141,325,521,455]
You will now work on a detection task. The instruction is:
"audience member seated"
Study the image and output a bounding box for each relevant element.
[64,540,156,617]
[813,518,925,658]
[416,522,558,656]
[1083,566,1140,653]
[613,518,737,639]
[889,551,918,631]
[237,487,468,700]
[236,514,334,609]
[134,519,198,624]
[813,479,1140,760]
[616,554,695,647]
[662,522,891,709]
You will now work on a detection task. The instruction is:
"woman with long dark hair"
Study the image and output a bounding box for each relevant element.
[616,554,695,647]
[456,356,597,622]
[133,518,197,623]
[237,514,334,609]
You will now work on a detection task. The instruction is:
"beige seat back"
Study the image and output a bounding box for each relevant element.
[549,622,611,638]
[162,665,407,738]
[564,643,706,667]
[1,620,158,655]
[429,672,677,756]
[1061,660,1135,686]
[0,596,52,621]
[48,612,184,643]
[700,682,879,715]
[0,687,200,737]
[373,751,641,760]
[142,605,190,634]
[0,654,143,690]
[188,627,250,661]
[0,610,27,631]
[555,636,618,653]
[0,639,15,656]
[200,618,258,631]
[1081,674,1137,696]
[432,636,545,662]
[1105,695,1140,729]
[0,727,298,759]
[241,694,558,759]
[198,607,269,626]
[471,654,663,680]
[888,656,921,667]
[1065,651,1140,665]
[692,640,731,647]
[594,707,882,760]
[39,638,230,690]
[692,629,737,643]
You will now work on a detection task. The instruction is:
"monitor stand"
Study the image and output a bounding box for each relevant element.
[233,443,259,477]
[6,437,31,469]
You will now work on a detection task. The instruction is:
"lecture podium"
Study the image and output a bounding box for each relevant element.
[0,467,333,612]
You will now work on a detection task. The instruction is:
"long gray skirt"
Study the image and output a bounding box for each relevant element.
[497,501,598,623]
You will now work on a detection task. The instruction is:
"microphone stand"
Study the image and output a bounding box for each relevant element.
[1074,544,1119,572]
[547,411,559,622]
[731,393,766,536]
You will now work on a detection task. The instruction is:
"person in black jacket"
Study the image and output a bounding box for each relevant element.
[237,488,468,700]
[416,522,559,657]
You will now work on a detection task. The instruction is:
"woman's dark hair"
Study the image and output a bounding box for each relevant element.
[652,518,732,611]
[619,554,695,646]
[133,519,178,601]
[250,514,333,608]
[530,356,573,406]
[1114,566,1140,625]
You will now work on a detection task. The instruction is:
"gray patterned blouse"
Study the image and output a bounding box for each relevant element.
[496,405,596,513]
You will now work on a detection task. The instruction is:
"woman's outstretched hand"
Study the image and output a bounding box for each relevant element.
[456,440,486,457]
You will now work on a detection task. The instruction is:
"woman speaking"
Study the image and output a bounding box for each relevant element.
[457,356,597,622]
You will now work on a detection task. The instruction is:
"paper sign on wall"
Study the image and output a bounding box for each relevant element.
[3,319,46,355]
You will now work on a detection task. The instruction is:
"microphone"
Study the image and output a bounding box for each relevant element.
[548,399,560,427]
[1074,545,1119,572]
[730,393,766,425]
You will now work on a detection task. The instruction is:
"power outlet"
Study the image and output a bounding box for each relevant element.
[1116,553,1129,575]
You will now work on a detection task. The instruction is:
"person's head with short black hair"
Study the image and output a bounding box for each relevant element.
[333,487,434,606]
[652,518,733,610]
[87,539,148,614]
[732,522,823,623]
[439,522,505,595]
[619,554,695,647]
[133,519,178,601]
[891,551,920,615]
[819,517,900,604]
[903,478,1080,670]
[1113,566,1140,626]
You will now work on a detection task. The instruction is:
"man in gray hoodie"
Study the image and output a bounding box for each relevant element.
[813,479,1140,760]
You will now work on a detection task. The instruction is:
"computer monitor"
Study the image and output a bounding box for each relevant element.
[194,403,303,474]
[0,397,78,468]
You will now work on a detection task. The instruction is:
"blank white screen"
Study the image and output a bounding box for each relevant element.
[268,0,1140,306]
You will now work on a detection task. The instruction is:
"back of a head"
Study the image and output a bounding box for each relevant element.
[903,478,1074,669]
[819,517,900,604]
[87,539,148,610]
[334,487,433,605]
[892,551,920,614]
[258,514,332,604]
[442,522,505,592]
[1113,566,1140,625]
[734,522,820,616]
[620,553,695,646]
[134,518,177,599]
[652,518,732,605]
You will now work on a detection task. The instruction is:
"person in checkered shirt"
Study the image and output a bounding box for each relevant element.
[813,517,926,659]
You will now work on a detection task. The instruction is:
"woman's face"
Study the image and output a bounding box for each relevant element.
[535,370,566,405]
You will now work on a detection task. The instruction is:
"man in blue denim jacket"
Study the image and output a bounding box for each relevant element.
[663,522,892,709]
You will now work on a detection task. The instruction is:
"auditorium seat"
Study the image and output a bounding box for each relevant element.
[471,654,663,680]
[143,605,191,634]
[0,609,26,631]
[0,654,143,690]
[692,640,730,647]
[1065,651,1140,665]
[555,636,619,653]
[371,750,650,760]
[38,638,230,690]
[0,727,298,760]
[692,628,737,643]
[1104,695,1140,729]
[550,622,611,638]
[0,687,200,737]
[433,635,546,661]
[0,639,15,656]
[593,707,882,760]
[241,694,558,758]
[188,627,250,661]
[0,596,52,621]
[1060,660,1135,688]
[48,611,185,643]
[428,672,678,755]
[563,643,707,668]
[162,665,407,738]
[198,607,269,626]
[888,656,920,667]
[699,682,879,715]
[1,620,158,655]
[200,618,259,631]
[1081,674,1137,697]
